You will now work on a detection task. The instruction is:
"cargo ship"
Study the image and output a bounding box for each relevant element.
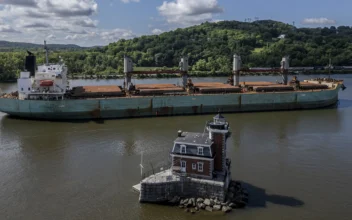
[0,42,346,120]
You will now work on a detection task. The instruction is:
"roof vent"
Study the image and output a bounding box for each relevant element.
[178,130,183,137]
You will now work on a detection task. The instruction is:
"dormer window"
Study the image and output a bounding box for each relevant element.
[180,145,186,154]
[197,147,204,155]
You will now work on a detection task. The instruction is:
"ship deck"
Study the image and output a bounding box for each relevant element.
[0,80,342,100]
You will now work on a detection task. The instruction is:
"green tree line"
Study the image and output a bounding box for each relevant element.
[1,20,352,81]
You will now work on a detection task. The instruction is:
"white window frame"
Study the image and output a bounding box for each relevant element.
[192,163,196,170]
[197,162,204,172]
[197,147,204,156]
[181,160,186,172]
[180,145,186,154]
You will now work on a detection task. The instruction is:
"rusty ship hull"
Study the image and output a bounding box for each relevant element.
[0,84,342,120]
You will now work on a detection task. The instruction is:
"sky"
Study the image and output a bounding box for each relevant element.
[0,0,350,46]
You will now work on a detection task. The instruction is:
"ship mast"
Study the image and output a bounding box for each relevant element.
[44,40,49,65]
[328,53,331,79]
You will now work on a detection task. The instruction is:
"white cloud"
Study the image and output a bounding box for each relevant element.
[158,0,223,26]
[74,19,98,28]
[0,0,38,7]
[0,0,141,46]
[0,25,20,33]
[46,34,56,40]
[44,0,98,17]
[152,29,163,35]
[121,0,140,3]
[100,29,136,43]
[0,0,139,46]
[302,18,336,25]
[210,19,223,23]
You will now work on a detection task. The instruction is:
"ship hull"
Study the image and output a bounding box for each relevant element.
[0,86,341,120]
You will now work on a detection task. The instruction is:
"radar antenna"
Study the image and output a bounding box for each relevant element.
[26,50,34,56]
[44,40,49,65]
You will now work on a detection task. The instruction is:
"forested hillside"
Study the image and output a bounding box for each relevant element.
[0,41,83,51]
[1,19,352,81]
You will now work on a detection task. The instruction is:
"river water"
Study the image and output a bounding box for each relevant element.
[0,74,351,220]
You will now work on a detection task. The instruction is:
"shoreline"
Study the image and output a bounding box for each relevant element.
[1,70,350,83]
[67,70,351,80]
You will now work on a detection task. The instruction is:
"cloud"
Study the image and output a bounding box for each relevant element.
[302,18,336,25]
[74,19,98,28]
[46,34,56,40]
[158,0,223,26]
[45,0,98,17]
[0,0,137,46]
[152,29,163,35]
[121,0,140,3]
[21,21,51,28]
[100,29,136,43]
[0,25,20,33]
[0,0,38,7]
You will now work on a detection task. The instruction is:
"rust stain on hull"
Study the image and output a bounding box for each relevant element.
[127,108,138,117]
[192,106,198,114]
[159,106,173,115]
[90,101,101,118]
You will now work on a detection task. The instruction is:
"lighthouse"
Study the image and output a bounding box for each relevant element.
[206,112,230,175]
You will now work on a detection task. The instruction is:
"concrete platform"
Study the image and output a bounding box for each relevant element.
[132,183,141,192]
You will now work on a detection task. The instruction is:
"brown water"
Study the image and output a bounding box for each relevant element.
[0,75,352,220]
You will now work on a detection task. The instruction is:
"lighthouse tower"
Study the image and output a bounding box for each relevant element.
[206,112,230,176]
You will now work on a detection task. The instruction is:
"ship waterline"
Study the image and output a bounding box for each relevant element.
[0,85,341,120]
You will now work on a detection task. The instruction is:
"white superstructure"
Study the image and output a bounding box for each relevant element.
[18,41,68,100]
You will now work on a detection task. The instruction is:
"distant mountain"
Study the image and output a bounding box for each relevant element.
[0,40,83,51]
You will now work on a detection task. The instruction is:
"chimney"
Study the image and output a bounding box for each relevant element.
[178,130,183,137]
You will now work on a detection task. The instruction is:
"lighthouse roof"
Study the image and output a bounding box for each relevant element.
[214,113,225,119]
[175,132,212,146]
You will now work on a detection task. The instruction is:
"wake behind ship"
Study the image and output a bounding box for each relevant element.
[0,42,346,120]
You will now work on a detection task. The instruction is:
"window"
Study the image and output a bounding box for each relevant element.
[198,162,204,172]
[180,161,186,172]
[180,145,186,154]
[197,147,204,155]
[28,87,30,91]
[192,163,196,170]
[21,88,23,91]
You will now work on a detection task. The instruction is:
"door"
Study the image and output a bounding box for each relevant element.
[180,161,186,172]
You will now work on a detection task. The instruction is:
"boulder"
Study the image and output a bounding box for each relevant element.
[196,198,204,203]
[235,182,242,187]
[213,205,222,211]
[178,205,184,209]
[169,196,180,204]
[221,202,228,206]
[229,203,237,208]
[183,198,189,204]
[222,206,232,213]
[201,203,206,209]
[242,196,249,203]
[179,200,184,205]
[243,190,249,197]
[191,198,196,207]
[235,201,246,208]
[188,199,193,207]
[195,207,199,211]
[227,192,234,200]
[191,209,196,214]
[204,199,211,206]
[205,206,213,212]
[209,199,215,206]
